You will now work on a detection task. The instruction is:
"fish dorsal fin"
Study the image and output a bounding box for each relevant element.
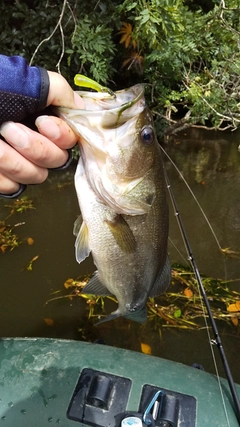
[83,272,112,296]
[105,214,136,253]
[74,220,91,264]
[149,256,171,297]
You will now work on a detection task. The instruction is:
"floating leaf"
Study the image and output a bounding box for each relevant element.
[27,237,34,245]
[64,278,74,289]
[44,318,54,326]
[174,309,182,318]
[227,301,240,312]
[231,317,238,326]
[184,288,193,298]
[0,245,7,253]
[141,343,152,355]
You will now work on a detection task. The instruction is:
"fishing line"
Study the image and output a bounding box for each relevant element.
[161,146,222,251]
[168,236,190,267]
[163,165,240,425]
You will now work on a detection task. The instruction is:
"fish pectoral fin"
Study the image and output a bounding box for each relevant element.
[105,214,136,253]
[75,220,91,264]
[83,272,112,296]
[149,256,171,297]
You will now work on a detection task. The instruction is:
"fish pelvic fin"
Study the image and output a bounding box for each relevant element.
[149,256,171,297]
[82,271,113,296]
[74,219,91,264]
[105,214,136,253]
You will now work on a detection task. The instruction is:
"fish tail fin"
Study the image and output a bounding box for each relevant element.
[96,306,147,325]
[124,306,147,324]
[95,310,122,326]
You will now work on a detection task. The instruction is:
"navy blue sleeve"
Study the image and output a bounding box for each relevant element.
[0,55,49,125]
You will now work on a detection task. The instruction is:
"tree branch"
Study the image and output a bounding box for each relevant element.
[30,0,67,71]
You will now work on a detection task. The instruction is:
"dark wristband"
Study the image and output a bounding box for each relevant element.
[0,67,49,125]
[0,184,27,199]
[0,150,73,199]
[49,149,73,171]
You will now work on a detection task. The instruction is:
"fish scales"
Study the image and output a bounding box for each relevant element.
[56,84,171,323]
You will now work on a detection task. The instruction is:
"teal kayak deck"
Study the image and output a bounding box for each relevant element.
[0,338,239,426]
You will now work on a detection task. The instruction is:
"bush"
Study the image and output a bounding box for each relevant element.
[1,0,240,133]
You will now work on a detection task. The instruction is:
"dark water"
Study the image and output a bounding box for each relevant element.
[0,128,240,384]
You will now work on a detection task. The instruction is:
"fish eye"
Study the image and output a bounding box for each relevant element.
[140,126,154,145]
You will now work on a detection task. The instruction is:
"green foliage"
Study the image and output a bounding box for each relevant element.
[68,16,116,83]
[116,0,240,131]
[0,0,118,83]
[1,0,240,131]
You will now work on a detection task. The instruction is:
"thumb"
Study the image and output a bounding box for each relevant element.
[46,71,85,109]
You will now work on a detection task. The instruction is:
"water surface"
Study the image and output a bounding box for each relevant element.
[0,128,239,384]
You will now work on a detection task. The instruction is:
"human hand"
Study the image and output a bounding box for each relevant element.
[0,71,84,196]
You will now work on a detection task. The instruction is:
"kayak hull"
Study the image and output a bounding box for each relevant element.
[0,337,239,426]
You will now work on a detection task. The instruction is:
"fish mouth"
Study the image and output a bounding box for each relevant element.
[56,84,145,128]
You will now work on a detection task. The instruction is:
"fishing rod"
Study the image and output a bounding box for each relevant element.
[163,165,240,425]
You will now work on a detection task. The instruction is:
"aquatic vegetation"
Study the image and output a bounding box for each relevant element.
[148,264,240,329]
[0,196,35,253]
[0,221,20,253]
[47,264,240,331]
[4,196,35,216]
[22,255,40,271]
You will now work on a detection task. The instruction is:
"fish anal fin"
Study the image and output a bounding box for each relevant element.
[75,220,91,264]
[105,214,136,253]
[149,256,171,297]
[83,272,112,296]
[73,215,82,237]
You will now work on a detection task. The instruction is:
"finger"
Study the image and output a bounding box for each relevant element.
[0,138,48,185]
[35,115,78,149]
[0,172,20,195]
[0,121,69,169]
[47,71,85,109]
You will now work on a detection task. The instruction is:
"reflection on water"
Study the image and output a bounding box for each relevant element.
[165,128,240,281]
[0,128,239,382]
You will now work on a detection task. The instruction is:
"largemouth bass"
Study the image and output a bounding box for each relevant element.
[56,83,171,323]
